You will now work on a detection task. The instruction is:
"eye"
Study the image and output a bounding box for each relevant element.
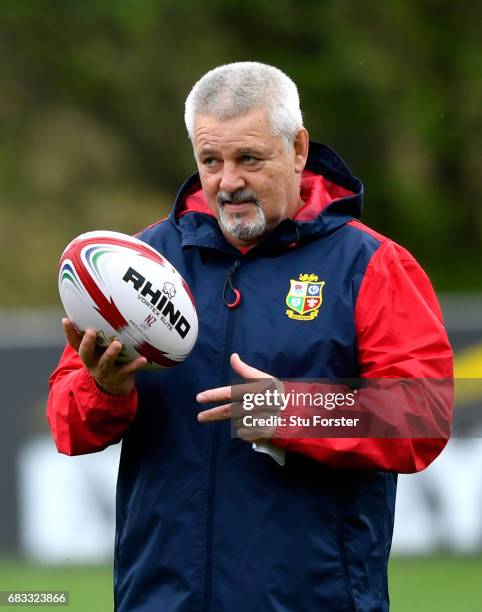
[241,154,259,165]
[203,157,218,167]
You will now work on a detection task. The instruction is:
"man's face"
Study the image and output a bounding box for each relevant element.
[193,107,308,247]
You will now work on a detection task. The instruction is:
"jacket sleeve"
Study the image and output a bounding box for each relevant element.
[271,239,454,473]
[46,344,138,456]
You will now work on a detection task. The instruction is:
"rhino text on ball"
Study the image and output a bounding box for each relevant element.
[122,266,191,339]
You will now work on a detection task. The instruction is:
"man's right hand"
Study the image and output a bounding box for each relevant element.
[62,318,147,396]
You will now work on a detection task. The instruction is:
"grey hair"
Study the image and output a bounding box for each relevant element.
[184,62,303,149]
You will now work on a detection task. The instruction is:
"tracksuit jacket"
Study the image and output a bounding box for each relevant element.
[47,142,453,612]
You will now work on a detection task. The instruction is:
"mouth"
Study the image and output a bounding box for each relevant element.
[217,189,260,211]
[222,201,257,213]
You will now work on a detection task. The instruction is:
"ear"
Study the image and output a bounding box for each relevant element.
[293,128,309,174]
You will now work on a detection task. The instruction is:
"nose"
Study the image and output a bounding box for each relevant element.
[219,162,245,193]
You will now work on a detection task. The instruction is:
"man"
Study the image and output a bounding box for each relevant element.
[47,62,453,611]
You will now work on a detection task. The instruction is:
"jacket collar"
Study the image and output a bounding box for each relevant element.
[169,141,363,255]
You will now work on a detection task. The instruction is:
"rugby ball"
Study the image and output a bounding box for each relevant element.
[58,230,198,369]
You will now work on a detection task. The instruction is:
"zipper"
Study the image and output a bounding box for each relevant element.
[202,258,241,612]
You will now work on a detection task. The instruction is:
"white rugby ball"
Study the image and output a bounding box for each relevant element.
[58,230,198,369]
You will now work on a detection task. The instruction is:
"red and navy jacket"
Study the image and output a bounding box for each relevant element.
[47,142,453,612]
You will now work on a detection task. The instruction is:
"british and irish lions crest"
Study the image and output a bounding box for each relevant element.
[285,274,325,321]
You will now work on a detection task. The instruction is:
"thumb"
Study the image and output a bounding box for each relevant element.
[230,353,271,380]
[62,318,83,352]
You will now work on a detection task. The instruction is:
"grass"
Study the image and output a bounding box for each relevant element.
[389,556,482,612]
[0,560,113,612]
[0,555,481,611]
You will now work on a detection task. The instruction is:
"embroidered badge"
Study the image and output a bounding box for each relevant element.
[285,274,325,321]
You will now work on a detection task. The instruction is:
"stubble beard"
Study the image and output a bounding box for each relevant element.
[217,189,267,242]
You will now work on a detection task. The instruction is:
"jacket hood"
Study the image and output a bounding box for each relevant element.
[169,141,363,255]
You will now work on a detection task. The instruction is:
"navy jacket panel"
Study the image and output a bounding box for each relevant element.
[112,143,396,611]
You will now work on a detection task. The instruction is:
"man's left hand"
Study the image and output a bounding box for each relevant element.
[196,353,280,441]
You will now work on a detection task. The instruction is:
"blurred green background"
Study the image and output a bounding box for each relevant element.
[0,0,481,610]
[1,0,480,307]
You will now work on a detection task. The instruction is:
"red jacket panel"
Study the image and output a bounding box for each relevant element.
[272,226,454,473]
[47,345,137,455]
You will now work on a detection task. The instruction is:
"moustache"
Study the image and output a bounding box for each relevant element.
[217,190,260,207]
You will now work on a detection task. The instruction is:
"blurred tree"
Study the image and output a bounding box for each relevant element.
[0,0,480,305]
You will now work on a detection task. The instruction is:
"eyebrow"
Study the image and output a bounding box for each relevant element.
[199,146,263,156]
[198,148,217,157]
[196,149,216,159]
[237,148,263,156]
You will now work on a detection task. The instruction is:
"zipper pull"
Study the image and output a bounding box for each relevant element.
[223,260,241,309]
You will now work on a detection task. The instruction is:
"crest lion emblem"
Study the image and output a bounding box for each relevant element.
[285,274,325,321]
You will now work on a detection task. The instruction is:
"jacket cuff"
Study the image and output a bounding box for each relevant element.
[78,367,138,414]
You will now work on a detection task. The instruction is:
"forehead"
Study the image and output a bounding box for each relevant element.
[194,107,281,153]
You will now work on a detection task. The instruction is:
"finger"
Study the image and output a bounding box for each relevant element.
[230,353,271,379]
[62,318,83,352]
[196,378,272,405]
[197,355,274,406]
[197,404,232,422]
[236,428,255,441]
[237,428,274,442]
[236,427,263,441]
[97,339,123,373]
[78,328,100,368]
[196,385,232,405]
[231,379,278,406]
[117,355,148,376]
